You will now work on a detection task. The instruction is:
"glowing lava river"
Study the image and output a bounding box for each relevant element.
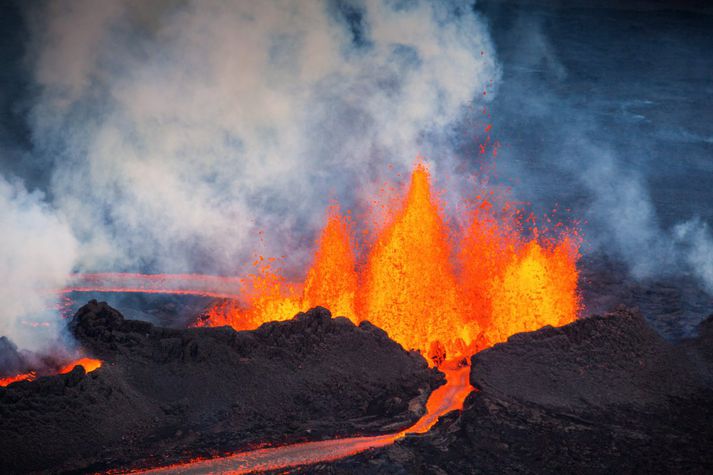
[135,367,471,474]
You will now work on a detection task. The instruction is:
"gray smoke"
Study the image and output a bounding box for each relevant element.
[1,0,498,347]
[3,0,711,351]
[27,0,498,275]
[0,175,77,350]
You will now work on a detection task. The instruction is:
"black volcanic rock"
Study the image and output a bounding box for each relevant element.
[0,336,27,377]
[296,309,713,474]
[0,301,440,474]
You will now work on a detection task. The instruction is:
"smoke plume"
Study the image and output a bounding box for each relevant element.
[25,0,498,275]
[0,176,77,350]
[0,0,498,347]
[477,2,713,301]
[2,0,711,349]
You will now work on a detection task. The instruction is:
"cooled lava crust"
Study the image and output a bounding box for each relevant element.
[0,300,441,474]
[291,309,713,474]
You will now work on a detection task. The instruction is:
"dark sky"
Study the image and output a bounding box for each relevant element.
[0,1,34,185]
[476,0,713,224]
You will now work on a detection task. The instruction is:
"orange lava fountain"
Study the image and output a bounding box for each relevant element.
[0,358,102,387]
[200,161,580,363]
[302,207,358,319]
[358,164,471,361]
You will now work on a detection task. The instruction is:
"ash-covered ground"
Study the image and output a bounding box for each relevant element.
[291,309,713,474]
[0,301,440,474]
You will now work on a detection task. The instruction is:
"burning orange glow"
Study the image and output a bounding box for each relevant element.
[197,209,358,331]
[0,358,102,387]
[458,200,515,336]
[358,163,473,361]
[200,266,301,331]
[61,273,246,300]
[302,207,358,319]
[59,357,103,375]
[488,238,580,344]
[0,372,36,387]
[192,161,580,363]
[458,202,580,346]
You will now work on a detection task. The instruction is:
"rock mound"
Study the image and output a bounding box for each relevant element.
[298,308,713,474]
[0,301,440,474]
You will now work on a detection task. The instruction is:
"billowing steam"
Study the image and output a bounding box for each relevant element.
[0,176,77,350]
[675,219,713,295]
[1,0,497,347]
[27,0,497,275]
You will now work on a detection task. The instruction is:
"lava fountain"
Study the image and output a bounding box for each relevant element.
[198,162,581,363]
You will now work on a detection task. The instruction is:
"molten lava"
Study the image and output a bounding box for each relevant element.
[200,161,580,363]
[62,273,245,300]
[488,237,579,344]
[58,357,102,375]
[358,164,471,359]
[0,357,102,387]
[135,366,472,475]
[0,372,36,387]
[302,207,358,319]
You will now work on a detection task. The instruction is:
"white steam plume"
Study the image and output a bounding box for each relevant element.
[674,219,713,294]
[26,0,498,276]
[0,175,78,350]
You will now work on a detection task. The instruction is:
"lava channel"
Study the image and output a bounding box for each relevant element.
[132,366,471,474]
[61,273,244,300]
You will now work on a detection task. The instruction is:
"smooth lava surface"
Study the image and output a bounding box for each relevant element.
[135,367,471,474]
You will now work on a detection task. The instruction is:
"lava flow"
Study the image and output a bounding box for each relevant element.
[0,357,102,387]
[135,366,471,475]
[62,273,244,300]
[199,162,581,363]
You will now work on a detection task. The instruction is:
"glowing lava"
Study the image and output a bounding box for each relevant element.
[0,358,102,387]
[0,372,36,387]
[58,357,103,375]
[134,366,472,475]
[358,164,471,361]
[64,162,580,363]
[201,162,580,362]
[302,207,358,320]
[488,237,580,344]
[62,273,244,300]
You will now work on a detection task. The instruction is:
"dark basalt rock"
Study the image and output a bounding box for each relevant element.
[0,336,28,377]
[0,301,440,474]
[294,308,713,474]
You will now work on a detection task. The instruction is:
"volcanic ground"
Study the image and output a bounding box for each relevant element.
[2,301,713,473]
[289,309,713,474]
[0,301,440,473]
